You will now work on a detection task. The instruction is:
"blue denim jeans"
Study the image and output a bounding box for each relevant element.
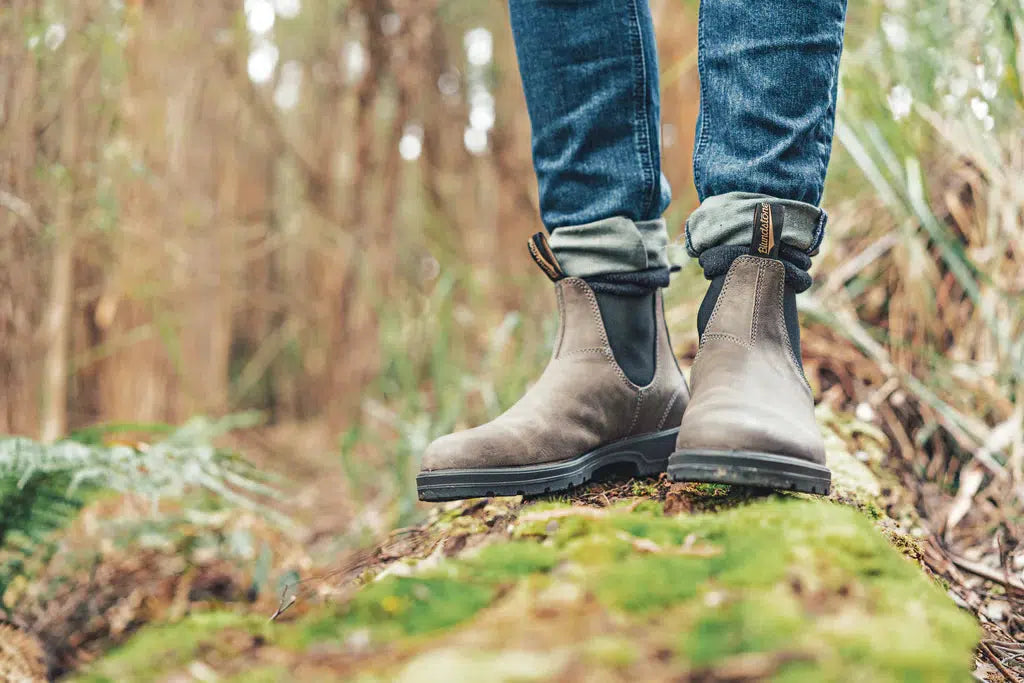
[509,0,848,277]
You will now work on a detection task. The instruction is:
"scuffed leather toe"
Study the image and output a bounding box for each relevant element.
[420,423,526,472]
[678,402,825,465]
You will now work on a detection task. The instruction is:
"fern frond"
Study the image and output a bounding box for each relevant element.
[0,413,280,603]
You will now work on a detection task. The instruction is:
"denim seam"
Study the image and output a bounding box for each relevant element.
[815,92,832,205]
[814,3,847,209]
[692,0,711,202]
[627,0,657,222]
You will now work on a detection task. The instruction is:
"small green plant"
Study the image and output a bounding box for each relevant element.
[0,412,278,603]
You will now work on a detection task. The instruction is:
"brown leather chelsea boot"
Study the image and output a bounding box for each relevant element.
[668,203,830,494]
[417,233,690,502]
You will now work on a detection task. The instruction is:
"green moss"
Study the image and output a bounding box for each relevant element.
[668,499,890,590]
[300,575,494,644]
[629,479,660,498]
[570,499,977,677]
[861,500,884,519]
[388,647,571,681]
[693,483,731,496]
[221,666,291,683]
[460,540,560,582]
[526,497,574,511]
[627,498,664,516]
[683,594,806,665]
[511,518,554,538]
[883,527,923,559]
[448,515,488,534]
[72,611,268,683]
[435,505,472,525]
[594,554,712,612]
[563,530,634,565]
[668,500,977,681]
[583,636,640,668]
[547,514,599,542]
[610,514,693,545]
[75,495,980,682]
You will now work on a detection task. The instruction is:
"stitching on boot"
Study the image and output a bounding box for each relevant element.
[564,279,611,351]
[554,282,567,359]
[576,279,611,350]
[628,390,644,434]
[603,349,636,390]
[751,262,764,347]
[562,347,609,357]
[701,332,751,348]
[657,385,682,429]
[570,278,640,392]
[701,263,739,349]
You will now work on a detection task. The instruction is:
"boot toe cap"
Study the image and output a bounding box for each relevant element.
[677,399,825,465]
[420,424,525,472]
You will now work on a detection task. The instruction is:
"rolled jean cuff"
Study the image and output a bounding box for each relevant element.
[684,191,827,258]
[548,216,669,278]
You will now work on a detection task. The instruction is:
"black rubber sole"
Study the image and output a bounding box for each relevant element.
[416,427,679,502]
[667,449,831,495]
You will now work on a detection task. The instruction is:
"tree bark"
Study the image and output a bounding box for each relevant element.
[40,1,85,441]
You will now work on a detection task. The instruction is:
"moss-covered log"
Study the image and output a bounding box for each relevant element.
[69,409,980,682]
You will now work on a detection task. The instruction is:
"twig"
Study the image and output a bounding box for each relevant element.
[984,640,1024,655]
[948,554,1024,593]
[980,641,1024,683]
[945,462,984,537]
[268,546,382,621]
[268,589,296,622]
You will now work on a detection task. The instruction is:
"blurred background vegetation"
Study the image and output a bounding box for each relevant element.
[0,0,1022,674]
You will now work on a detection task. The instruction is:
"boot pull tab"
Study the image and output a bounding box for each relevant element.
[528,231,566,281]
[749,202,784,259]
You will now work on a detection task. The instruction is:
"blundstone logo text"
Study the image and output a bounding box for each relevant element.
[758,204,774,255]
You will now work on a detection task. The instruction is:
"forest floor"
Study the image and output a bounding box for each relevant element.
[29,406,1013,682]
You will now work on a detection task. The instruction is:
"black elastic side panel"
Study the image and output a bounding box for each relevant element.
[594,290,657,387]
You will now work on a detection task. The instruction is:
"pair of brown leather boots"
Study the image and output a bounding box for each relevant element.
[416,205,829,502]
